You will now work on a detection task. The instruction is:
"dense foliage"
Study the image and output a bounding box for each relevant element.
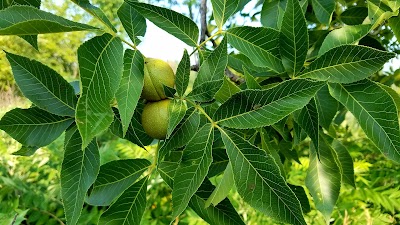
[0,0,400,224]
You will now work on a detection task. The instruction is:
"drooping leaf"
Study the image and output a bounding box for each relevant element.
[175,49,191,97]
[389,16,400,41]
[159,162,245,225]
[332,140,355,187]
[172,123,214,218]
[71,0,116,32]
[300,45,395,83]
[125,1,199,46]
[311,0,335,24]
[214,76,241,103]
[244,68,261,89]
[205,162,234,207]
[86,159,150,206]
[189,38,227,102]
[0,107,73,147]
[280,0,308,76]
[6,52,77,117]
[328,80,400,162]
[305,135,341,221]
[260,0,286,29]
[61,126,100,225]
[315,85,339,130]
[98,177,148,225]
[0,5,97,35]
[214,79,325,129]
[220,128,306,225]
[76,34,124,149]
[20,35,38,50]
[115,50,144,136]
[318,24,372,56]
[340,7,368,25]
[226,26,284,73]
[117,2,146,45]
[211,0,239,29]
[294,98,319,150]
[167,99,187,138]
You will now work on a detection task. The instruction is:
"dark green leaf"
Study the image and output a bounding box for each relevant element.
[0,107,73,147]
[167,99,187,138]
[6,52,77,117]
[389,16,400,41]
[61,126,100,225]
[211,0,238,29]
[115,49,144,136]
[227,54,272,76]
[340,7,368,25]
[12,146,39,156]
[175,50,191,97]
[0,5,97,35]
[328,80,400,162]
[315,85,339,130]
[87,159,150,206]
[71,0,116,32]
[243,68,261,89]
[205,162,234,207]
[301,45,395,83]
[214,76,241,104]
[294,99,319,149]
[117,3,146,45]
[260,0,286,29]
[288,184,311,213]
[125,1,199,46]
[220,128,306,225]
[311,0,335,24]
[20,35,38,50]
[214,79,325,129]
[76,34,124,149]
[332,140,355,187]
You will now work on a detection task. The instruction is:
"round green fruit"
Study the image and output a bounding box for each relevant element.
[141,99,171,140]
[142,58,175,101]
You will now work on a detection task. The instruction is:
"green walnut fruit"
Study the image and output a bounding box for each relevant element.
[142,58,175,101]
[141,99,171,140]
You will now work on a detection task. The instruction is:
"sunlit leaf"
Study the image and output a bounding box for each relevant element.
[117,3,146,45]
[205,162,234,207]
[71,0,116,32]
[214,76,241,103]
[211,0,239,29]
[332,140,355,187]
[389,16,400,41]
[167,99,187,138]
[311,0,335,24]
[175,50,191,97]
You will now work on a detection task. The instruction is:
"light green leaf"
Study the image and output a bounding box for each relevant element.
[260,0,286,29]
[6,52,77,117]
[389,16,400,41]
[12,146,39,156]
[319,24,372,56]
[294,98,319,150]
[311,0,335,24]
[0,5,97,35]
[300,45,395,83]
[125,1,199,46]
[368,1,398,29]
[340,7,368,25]
[211,0,239,29]
[190,38,227,102]
[71,0,116,32]
[305,135,341,221]
[76,34,124,149]
[332,140,355,187]
[175,50,191,97]
[117,3,146,45]
[220,129,306,225]
[215,76,241,104]
[167,99,187,138]
[280,0,308,76]
[61,126,100,225]
[205,162,234,207]
[0,107,73,147]
[98,177,148,225]
[172,123,214,219]
[159,162,245,225]
[328,80,400,162]
[115,50,144,136]
[244,67,261,89]
[214,79,325,129]
[226,26,284,73]
[315,85,339,130]
[86,159,150,206]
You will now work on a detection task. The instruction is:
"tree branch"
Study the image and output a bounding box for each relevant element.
[200,0,208,44]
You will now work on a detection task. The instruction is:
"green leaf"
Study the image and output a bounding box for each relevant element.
[389,16,400,41]
[61,125,100,225]
[76,34,124,149]
[227,54,272,76]
[86,159,150,206]
[214,79,325,129]
[117,2,146,45]
[0,5,97,35]
[243,68,261,89]
[315,85,339,130]
[311,0,335,24]
[332,140,355,187]
[214,76,241,103]
[205,162,234,207]
[220,129,306,225]
[158,162,245,225]
[211,0,238,29]
[98,177,148,225]
[280,0,308,76]
[109,105,153,148]
[12,146,39,156]
[305,135,341,221]
[175,50,191,97]
[6,52,77,117]
[167,99,187,138]
[226,26,284,73]
[125,1,199,47]
[157,109,200,165]
[189,38,227,102]
[294,99,319,150]
[260,0,286,29]
[0,107,73,147]
[300,45,395,83]
[71,0,116,32]
[368,1,398,29]
[172,123,214,218]
[328,80,400,162]
[115,50,144,136]
[340,7,368,25]
[318,24,372,56]
[20,35,38,50]
[288,184,311,214]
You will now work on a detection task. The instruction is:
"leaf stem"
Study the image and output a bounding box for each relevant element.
[185,99,220,129]
[189,30,224,56]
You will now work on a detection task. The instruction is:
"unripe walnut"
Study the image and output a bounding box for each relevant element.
[141,58,175,101]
